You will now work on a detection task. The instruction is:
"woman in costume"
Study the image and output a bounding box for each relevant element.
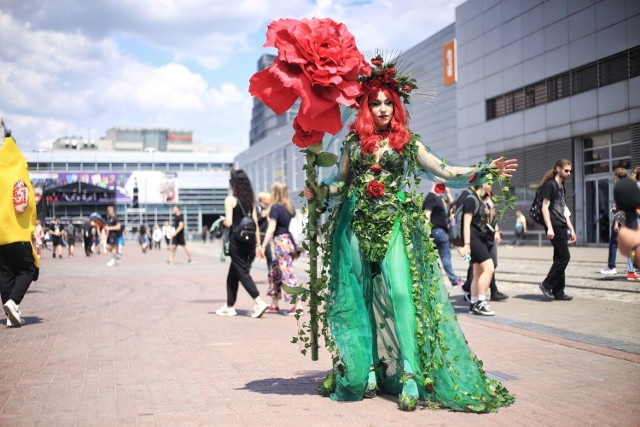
[304,57,517,412]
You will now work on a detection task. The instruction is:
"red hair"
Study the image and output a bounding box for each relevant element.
[352,86,410,155]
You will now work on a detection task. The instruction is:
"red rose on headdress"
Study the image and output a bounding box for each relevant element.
[366,179,385,198]
[402,85,413,92]
[371,58,383,66]
[434,183,446,194]
[249,18,371,136]
[369,163,382,173]
[292,117,324,148]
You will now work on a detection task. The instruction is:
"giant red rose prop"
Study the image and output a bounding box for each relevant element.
[366,180,385,199]
[249,17,371,135]
[292,117,324,148]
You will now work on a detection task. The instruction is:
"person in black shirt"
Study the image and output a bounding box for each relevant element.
[423,183,462,287]
[539,159,576,301]
[168,205,193,264]
[49,218,63,259]
[458,183,497,316]
[104,205,121,267]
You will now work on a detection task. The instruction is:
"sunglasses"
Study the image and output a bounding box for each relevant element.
[564,169,572,173]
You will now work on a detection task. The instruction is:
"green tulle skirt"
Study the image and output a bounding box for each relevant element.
[324,194,514,412]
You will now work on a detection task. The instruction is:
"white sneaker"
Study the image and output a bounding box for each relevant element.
[600,268,617,275]
[252,300,269,318]
[106,259,116,267]
[6,315,25,327]
[3,300,22,327]
[215,305,237,317]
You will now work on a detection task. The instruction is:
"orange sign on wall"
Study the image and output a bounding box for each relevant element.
[443,39,457,87]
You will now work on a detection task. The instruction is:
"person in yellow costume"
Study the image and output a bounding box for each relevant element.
[0,119,40,327]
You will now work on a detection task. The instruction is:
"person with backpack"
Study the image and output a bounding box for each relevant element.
[216,169,269,318]
[259,182,302,315]
[538,159,576,301]
[423,183,463,287]
[457,183,500,315]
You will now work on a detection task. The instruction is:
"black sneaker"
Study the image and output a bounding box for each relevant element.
[468,303,475,313]
[539,282,554,300]
[473,300,495,316]
[554,293,573,301]
[491,291,509,301]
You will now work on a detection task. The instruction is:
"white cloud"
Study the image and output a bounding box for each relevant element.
[0,0,464,151]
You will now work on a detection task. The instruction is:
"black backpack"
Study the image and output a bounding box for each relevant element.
[234,201,257,245]
[529,184,545,225]
[449,193,479,247]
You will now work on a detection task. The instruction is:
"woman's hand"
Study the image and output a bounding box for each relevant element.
[490,157,518,178]
[457,245,470,258]
[303,185,315,200]
[256,245,264,258]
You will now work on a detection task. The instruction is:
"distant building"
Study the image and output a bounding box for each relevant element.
[52,136,112,151]
[105,127,194,152]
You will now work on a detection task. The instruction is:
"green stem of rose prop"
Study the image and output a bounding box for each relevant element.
[248,18,371,361]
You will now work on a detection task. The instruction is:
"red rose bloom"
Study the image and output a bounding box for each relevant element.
[366,180,385,199]
[434,183,446,194]
[292,117,325,148]
[402,84,413,92]
[249,18,371,136]
[468,171,478,183]
[369,163,382,173]
[371,58,383,66]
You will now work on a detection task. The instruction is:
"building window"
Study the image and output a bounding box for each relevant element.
[485,46,638,120]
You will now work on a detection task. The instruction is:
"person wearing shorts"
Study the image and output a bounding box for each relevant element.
[104,205,121,267]
[458,182,497,316]
[167,205,193,264]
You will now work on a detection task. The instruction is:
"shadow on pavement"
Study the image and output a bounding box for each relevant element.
[241,371,328,395]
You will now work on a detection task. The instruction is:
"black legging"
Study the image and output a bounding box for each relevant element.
[226,237,260,306]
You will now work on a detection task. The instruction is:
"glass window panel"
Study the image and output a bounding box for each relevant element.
[599,52,628,86]
[611,143,630,159]
[572,64,598,94]
[584,162,610,174]
[585,181,596,242]
[584,147,609,162]
[612,130,631,144]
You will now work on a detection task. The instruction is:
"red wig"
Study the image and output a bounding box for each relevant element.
[352,86,410,155]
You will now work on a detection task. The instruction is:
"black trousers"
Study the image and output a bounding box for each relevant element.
[0,242,39,306]
[543,223,570,296]
[226,238,259,306]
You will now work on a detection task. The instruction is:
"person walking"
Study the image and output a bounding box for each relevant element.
[152,224,163,250]
[0,121,40,327]
[66,221,76,258]
[458,183,501,315]
[216,169,269,318]
[167,205,193,264]
[104,205,121,267]
[259,182,302,315]
[600,167,633,277]
[49,217,64,259]
[423,183,463,287]
[257,192,273,271]
[539,159,576,301]
[509,210,528,246]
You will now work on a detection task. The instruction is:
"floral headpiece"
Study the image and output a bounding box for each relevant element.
[357,51,436,105]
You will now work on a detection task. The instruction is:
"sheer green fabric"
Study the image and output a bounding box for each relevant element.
[321,134,514,412]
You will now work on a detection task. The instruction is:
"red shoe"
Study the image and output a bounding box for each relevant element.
[265,305,279,313]
[627,271,640,281]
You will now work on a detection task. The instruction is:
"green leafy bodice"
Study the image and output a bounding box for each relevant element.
[344,133,423,262]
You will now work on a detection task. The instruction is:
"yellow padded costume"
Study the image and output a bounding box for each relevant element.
[0,134,40,268]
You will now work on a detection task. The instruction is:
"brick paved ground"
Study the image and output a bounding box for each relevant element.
[0,241,638,426]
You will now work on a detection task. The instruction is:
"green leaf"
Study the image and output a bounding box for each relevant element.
[316,152,338,167]
[283,284,309,296]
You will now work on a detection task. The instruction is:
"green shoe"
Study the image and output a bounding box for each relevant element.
[398,372,418,412]
[317,372,336,397]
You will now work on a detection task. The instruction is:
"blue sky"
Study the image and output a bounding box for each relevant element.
[0,0,465,153]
